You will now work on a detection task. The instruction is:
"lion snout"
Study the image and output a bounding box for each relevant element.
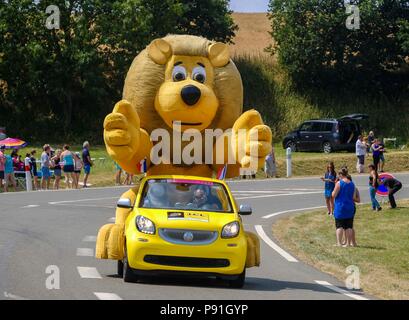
[181,84,201,106]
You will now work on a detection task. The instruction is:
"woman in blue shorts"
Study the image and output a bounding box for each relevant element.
[332,168,360,247]
[321,162,336,215]
[61,145,75,189]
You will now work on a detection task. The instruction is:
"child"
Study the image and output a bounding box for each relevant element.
[30,150,39,190]
[321,162,337,215]
[368,164,382,212]
[74,152,83,189]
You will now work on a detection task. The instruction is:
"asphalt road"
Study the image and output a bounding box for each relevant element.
[1,173,408,300]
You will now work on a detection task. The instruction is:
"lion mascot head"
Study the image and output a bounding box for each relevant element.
[122,34,243,134]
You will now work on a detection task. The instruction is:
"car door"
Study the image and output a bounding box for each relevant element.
[309,122,326,150]
[297,122,314,151]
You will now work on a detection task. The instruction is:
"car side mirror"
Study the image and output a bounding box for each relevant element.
[239,204,252,215]
[117,198,133,209]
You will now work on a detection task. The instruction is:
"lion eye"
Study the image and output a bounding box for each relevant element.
[192,66,206,83]
[172,65,187,82]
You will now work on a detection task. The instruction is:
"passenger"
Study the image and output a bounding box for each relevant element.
[144,183,169,208]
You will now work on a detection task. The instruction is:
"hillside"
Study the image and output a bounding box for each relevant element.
[229,13,273,57]
[228,14,409,142]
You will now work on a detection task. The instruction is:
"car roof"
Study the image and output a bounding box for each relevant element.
[142,175,226,185]
[304,119,337,123]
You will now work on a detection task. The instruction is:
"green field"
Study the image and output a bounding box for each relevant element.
[272,201,409,300]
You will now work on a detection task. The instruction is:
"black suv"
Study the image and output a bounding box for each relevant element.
[282,114,368,153]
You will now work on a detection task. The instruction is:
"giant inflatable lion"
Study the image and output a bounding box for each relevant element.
[96,35,270,267]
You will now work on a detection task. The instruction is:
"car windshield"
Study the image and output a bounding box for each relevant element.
[139,179,233,213]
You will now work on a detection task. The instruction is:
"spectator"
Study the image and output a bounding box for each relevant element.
[115,162,122,185]
[82,141,93,188]
[11,150,24,176]
[264,148,277,178]
[30,150,39,190]
[321,162,336,215]
[378,138,386,172]
[61,145,76,189]
[367,131,375,152]
[332,168,361,247]
[371,139,382,172]
[123,171,134,185]
[51,149,62,190]
[368,164,382,212]
[41,144,51,190]
[379,177,402,209]
[0,145,5,191]
[355,135,366,173]
[73,152,83,189]
[4,149,17,192]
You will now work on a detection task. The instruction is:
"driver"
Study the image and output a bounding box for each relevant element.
[192,188,208,208]
[143,183,169,208]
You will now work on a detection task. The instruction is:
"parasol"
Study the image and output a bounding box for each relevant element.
[0,137,28,149]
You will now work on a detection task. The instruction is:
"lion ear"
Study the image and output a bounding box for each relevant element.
[208,42,230,67]
[147,39,172,65]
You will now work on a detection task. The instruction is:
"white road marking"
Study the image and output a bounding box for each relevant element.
[51,203,116,209]
[262,206,326,219]
[76,248,94,257]
[21,205,39,209]
[236,191,321,200]
[281,188,322,191]
[49,197,118,205]
[82,235,97,242]
[255,225,298,262]
[77,267,102,279]
[94,292,123,300]
[314,280,369,300]
[0,185,130,195]
[4,292,28,300]
[233,190,296,194]
[108,217,116,222]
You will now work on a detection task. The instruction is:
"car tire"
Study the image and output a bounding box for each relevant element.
[117,260,124,278]
[228,269,246,289]
[123,247,138,283]
[285,141,297,152]
[323,142,332,154]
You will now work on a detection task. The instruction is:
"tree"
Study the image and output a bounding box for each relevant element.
[398,18,409,54]
[0,0,237,141]
[268,0,409,87]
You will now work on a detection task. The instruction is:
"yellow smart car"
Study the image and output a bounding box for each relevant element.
[115,175,258,288]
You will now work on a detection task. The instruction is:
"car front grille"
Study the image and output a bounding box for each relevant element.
[143,255,230,268]
[159,228,218,245]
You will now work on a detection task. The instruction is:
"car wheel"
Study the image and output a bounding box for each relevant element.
[228,269,246,289]
[285,141,297,152]
[123,248,138,283]
[117,260,124,278]
[323,142,332,153]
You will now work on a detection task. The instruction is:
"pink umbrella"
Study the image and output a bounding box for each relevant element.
[0,137,28,149]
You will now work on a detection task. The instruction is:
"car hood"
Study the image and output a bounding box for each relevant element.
[128,208,238,231]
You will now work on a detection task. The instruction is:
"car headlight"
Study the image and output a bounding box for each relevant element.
[135,215,155,235]
[221,221,240,238]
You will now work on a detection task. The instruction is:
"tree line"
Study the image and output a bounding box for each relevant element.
[1,0,408,142]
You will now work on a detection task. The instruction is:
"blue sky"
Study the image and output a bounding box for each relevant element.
[229,0,269,12]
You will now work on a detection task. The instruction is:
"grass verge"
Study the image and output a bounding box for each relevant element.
[272,201,409,300]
